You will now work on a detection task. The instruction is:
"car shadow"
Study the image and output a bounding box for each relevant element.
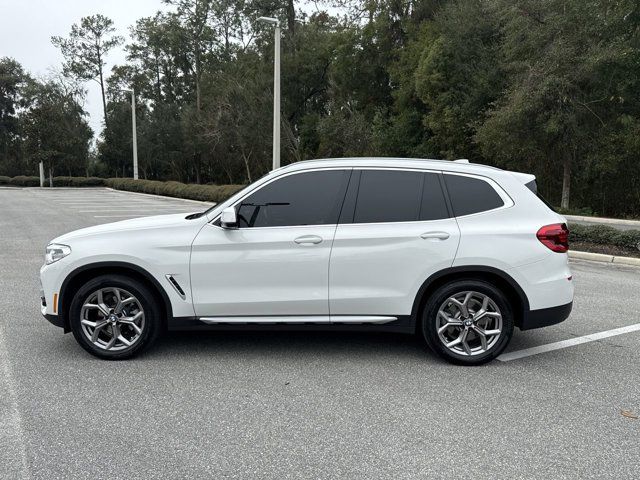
[146,329,437,363]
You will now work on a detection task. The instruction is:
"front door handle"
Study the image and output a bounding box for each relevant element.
[420,231,450,240]
[294,235,323,245]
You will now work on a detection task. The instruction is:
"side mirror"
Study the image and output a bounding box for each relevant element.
[220,207,238,229]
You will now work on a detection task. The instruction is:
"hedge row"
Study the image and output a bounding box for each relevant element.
[104,178,245,203]
[570,224,640,251]
[0,175,104,187]
[0,175,245,203]
[0,175,42,186]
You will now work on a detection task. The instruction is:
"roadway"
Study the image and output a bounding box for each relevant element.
[1,187,639,479]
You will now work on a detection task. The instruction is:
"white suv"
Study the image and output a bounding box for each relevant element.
[40,158,573,365]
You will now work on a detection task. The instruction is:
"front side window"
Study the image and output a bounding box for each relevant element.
[444,174,505,217]
[351,170,449,224]
[236,170,350,228]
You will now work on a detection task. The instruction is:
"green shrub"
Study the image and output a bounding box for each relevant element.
[570,224,640,251]
[0,175,10,185]
[52,176,105,187]
[9,175,40,187]
[557,206,597,217]
[104,178,245,203]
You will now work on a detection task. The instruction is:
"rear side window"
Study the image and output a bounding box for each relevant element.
[420,172,449,221]
[354,170,422,223]
[237,170,349,227]
[444,174,504,217]
[351,170,449,224]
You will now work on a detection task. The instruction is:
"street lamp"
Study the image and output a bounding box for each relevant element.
[121,88,139,179]
[257,16,281,171]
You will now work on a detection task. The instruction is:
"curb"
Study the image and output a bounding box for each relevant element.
[565,214,640,227]
[105,187,215,206]
[569,250,640,267]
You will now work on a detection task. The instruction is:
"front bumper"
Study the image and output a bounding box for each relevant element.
[520,301,573,331]
[43,313,65,328]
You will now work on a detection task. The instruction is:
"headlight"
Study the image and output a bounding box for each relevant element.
[45,244,71,265]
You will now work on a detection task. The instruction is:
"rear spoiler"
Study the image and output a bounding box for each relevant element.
[509,171,537,193]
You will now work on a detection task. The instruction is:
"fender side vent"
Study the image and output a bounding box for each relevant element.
[165,275,186,299]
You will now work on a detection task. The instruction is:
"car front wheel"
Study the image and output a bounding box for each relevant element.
[421,280,514,365]
[69,275,161,360]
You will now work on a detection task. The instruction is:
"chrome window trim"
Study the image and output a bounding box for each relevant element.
[209,165,512,229]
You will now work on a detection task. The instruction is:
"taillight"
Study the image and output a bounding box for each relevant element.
[536,223,569,253]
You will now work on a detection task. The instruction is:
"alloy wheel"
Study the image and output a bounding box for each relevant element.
[80,287,145,351]
[436,291,503,356]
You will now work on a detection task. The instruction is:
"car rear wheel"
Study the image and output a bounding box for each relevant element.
[69,275,161,360]
[421,280,514,365]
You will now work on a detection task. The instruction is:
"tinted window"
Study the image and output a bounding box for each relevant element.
[237,170,349,227]
[420,173,449,221]
[353,170,423,223]
[444,174,504,216]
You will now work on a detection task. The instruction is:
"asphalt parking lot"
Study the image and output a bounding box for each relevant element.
[1,187,639,479]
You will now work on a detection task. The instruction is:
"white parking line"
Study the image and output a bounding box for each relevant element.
[93,214,151,218]
[0,311,30,479]
[498,323,640,361]
[78,208,195,212]
[58,201,188,206]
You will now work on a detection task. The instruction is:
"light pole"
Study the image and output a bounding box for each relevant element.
[257,16,281,171]
[121,88,139,179]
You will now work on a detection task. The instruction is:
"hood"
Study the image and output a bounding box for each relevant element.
[51,212,204,244]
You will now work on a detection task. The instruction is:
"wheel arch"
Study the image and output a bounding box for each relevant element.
[411,266,530,331]
[58,262,173,333]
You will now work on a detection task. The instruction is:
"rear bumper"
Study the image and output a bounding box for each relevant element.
[520,301,573,331]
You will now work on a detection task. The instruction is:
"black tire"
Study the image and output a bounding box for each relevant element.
[420,279,514,365]
[69,274,161,360]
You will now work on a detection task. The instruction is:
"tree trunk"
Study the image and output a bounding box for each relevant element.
[97,47,108,128]
[561,157,571,210]
[242,151,252,183]
[286,0,295,33]
[195,53,201,113]
[49,166,53,188]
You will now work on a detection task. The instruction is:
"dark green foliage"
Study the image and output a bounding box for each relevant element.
[2,2,640,217]
[7,175,40,186]
[51,177,106,187]
[104,178,245,203]
[570,224,640,251]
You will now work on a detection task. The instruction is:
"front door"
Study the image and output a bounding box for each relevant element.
[190,169,351,318]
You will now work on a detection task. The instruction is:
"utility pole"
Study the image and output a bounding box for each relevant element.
[122,88,139,179]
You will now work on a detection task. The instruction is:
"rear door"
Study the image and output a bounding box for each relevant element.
[328,169,460,319]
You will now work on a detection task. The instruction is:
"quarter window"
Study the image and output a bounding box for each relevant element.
[236,170,350,228]
[444,174,504,217]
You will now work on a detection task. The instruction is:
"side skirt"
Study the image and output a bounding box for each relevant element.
[167,315,416,334]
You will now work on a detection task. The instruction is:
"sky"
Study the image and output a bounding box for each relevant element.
[0,0,172,140]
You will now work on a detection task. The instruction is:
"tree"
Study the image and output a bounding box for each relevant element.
[20,77,93,180]
[52,14,123,128]
[0,57,28,175]
[414,0,504,160]
[476,0,638,210]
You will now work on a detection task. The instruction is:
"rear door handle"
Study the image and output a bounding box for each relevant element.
[420,231,450,240]
[294,235,323,245]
